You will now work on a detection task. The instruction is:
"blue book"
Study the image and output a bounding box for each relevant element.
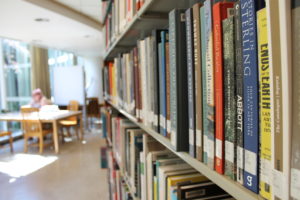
[158,42,166,136]
[240,0,259,193]
[185,8,196,158]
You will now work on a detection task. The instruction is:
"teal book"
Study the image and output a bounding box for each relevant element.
[200,5,208,165]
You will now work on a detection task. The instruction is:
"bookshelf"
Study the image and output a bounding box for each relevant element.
[105,100,262,200]
[104,0,194,60]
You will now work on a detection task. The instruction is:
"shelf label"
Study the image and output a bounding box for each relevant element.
[215,139,222,159]
[196,130,202,147]
[291,168,300,199]
[244,149,257,176]
[225,141,234,163]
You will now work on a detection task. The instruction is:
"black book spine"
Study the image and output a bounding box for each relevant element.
[152,30,160,132]
[234,1,244,185]
[169,9,189,152]
[185,8,196,158]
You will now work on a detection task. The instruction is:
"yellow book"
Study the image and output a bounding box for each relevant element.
[167,173,207,200]
[257,8,272,200]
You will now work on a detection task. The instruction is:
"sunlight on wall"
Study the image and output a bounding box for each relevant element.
[0,153,57,178]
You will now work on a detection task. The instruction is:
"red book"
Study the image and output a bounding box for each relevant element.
[212,2,234,174]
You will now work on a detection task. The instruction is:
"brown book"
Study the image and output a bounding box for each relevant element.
[165,42,171,138]
[133,47,140,120]
[193,3,203,161]
[291,0,300,199]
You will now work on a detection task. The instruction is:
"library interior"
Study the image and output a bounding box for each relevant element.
[0,0,299,200]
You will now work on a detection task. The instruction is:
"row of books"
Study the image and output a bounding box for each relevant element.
[101,106,235,200]
[103,0,299,199]
[103,0,147,49]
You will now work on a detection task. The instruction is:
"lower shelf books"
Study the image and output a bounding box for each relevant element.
[103,105,235,200]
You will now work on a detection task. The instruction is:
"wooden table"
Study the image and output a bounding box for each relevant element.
[0,110,83,153]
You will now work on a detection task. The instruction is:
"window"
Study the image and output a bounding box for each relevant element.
[0,39,31,112]
[48,49,76,96]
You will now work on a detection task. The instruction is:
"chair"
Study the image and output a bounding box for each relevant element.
[21,107,53,154]
[0,131,13,152]
[59,100,80,141]
[86,97,101,129]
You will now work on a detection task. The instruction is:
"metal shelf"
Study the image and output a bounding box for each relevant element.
[106,100,262,200]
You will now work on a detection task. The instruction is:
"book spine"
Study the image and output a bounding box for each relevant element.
[161,31,167,137]
[200,6,208,165]
[204,0,215,170]
[291,1,300,200]
[257,7,272,199]
[186,8,196,158]
[234,1,244,185]
[165,41,171,138]
[240,0,259,193]
[213,2,234,175]
[138,41,143,121]
[158,42,164,136]
[278,1,292,199]
[193,3,203,162]
[223,15,236,181]
[152,30,160,132]
[169,9,189,151]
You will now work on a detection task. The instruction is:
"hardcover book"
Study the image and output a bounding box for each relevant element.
[233,1,244,185]
[222,15,236,180]
[240,0,260,193]
[169,9,189,152]
[193,2,203,162]
[185,7,196,158]
[212,1,234,175]
[291,1,300,200]
[257,7,272,199]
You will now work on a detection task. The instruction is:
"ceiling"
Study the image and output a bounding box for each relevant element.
[55,0,102,22]
[0,0,104,57]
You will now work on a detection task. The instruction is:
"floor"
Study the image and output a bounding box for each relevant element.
[0,130,109,200]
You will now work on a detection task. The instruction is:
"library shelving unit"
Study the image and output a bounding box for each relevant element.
[102,0,263,199]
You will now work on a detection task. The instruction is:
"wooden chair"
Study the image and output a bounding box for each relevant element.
[21,107,53,154]
[86,97,100,129]
[59,100,80,141]
[0,131,13,152]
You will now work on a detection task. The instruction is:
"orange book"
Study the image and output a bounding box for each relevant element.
[212,2,234,174]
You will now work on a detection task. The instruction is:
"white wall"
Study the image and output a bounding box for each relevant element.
[80,56,104,103]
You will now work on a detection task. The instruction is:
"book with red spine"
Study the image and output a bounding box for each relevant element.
[212,1,234,175]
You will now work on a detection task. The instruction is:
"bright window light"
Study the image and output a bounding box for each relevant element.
[0,153,58,178]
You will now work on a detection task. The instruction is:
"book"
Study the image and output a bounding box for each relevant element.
[277,0,292,199]
[169,9,189,152]
[222,15,236,180]
[203,0,215,170]
[266,0,292,199]
[257,7,272,199]
[291,1,300,199]
[152,30,167,132]
[192,2,204,162]
[157,163,192,200]
[200,5,208,165]
[167,173,208,200]
[240,0,260,193]
[185,7,196,158]
[212,1,234,175]
[233,1,244,185]
[177,182,229,200]
[166,41,171,138]
[159,31,168,137]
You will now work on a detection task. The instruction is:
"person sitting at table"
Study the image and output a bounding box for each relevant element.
[30,88,52,108]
